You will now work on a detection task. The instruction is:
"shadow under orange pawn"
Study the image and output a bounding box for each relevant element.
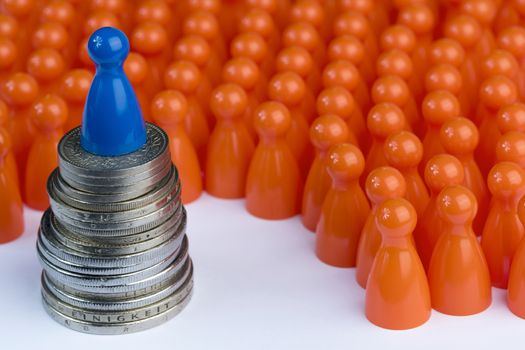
[414,154,465,270]
[25,94,67,210]
[482,162,525,289]
[383,131,429,218]
[245,101,301,220]
[364,103,407,179]
[366,197,431,330]
[124,52,150,122]
[428,185,492,315]
[421,90,461,170]
[302,114,349,232]
[1,72,39,193]
[355,166,406,288]
[151,90,202,204]
[316,143,369,267]
[206,83,254,199]
[440,117,489,235]
[267,71,311,178]
[507,195,525,318]
[59,69,93,132]
[163,60,210,168]
[222,57,260,141]
[0,127,23,244]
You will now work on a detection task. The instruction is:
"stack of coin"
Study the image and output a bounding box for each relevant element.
[37,123,193,335]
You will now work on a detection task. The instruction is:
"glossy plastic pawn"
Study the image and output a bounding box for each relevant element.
[365,198,431,330]
[151,90,202,204]
[302,115,349,232]
[383,131,429,218]
[206,84,254,199]
[81,27,146,156]
[482,162,525,289]
[508,195,525,318]
[124,52,150,122]
[245,102,301,219]
[26,48,66,95]
[59,69,93,132]
[414,154,465,270]
[164,60,209,167]
[316,143,370,267]
[25,94,67,210]
[0,127,23,243]
[428,185,492,315]
[355,166,406,288]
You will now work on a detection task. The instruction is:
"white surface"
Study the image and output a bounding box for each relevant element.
[0,193,524,349]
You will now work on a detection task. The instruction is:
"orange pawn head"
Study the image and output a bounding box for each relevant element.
[497,102,525,134]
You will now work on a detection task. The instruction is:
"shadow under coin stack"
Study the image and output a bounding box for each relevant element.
[37,124,192,334]
[35,27,193,335]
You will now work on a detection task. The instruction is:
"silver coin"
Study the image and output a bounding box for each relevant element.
[50,166,180,213]
[42,284,193,335]
[38,213,185,269]
[43,261,193,311]
[45,257,191,300]
[44,246,190,296]
[58,123,169,178]
[51,205,186,247]
[58,153,171,187]
[59,161,171,195]
[54,169,170,205]
[49,170,180,225]
[54,194,181,235]
[39,236,187,287]
[49,208,185,255]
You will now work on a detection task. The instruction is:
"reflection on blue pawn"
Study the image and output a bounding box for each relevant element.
[80,27,147,156]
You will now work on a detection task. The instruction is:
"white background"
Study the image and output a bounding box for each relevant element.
[0,193,524,349]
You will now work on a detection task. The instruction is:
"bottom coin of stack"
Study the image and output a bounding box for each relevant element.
[36,124,193,335]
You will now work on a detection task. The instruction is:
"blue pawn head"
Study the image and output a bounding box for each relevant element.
[80,27,147,156]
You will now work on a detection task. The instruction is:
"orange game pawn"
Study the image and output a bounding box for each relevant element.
[496,131,525,169]
[383,131,429,218]
[0,37,17,83]
[245,102,301,220]
[1,72,39,191]
[497,102,525,134]
[164,60,210,167]
[124,52,150,122]
[151,90,202,204]
[267,72,311,177]
[302,114,349,232]
[31,22,71,66]
[507,195,525,318]
[231,31,271,88]
[0,127,23,244]
[414,154,465,270]
[475,75,518,176]
[440,117,489,235]
[59,69,93,132]
[355,166,406,288]
[221,57,261,140]
[26,48,66,95]
[316,143,370,267]
[206,84,254,199]
[365,197,431,330]
[25,94,67,210]
[421,90,461,169]
[0,100,18,187]
[482,162,525,289]
[428,185,492,315]
[365,103,407,179]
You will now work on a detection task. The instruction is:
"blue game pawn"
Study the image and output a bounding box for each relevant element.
[81,27,146,156]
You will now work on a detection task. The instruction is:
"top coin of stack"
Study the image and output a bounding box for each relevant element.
[35,27,194,335]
